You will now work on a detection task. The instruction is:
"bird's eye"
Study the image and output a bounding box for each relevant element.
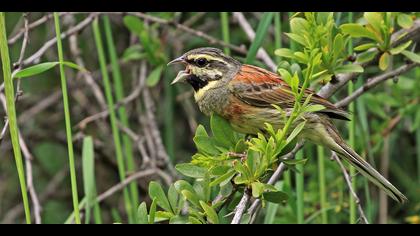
[195,58,208,67]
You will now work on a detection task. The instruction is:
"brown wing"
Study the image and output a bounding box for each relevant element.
[229,64,349,120]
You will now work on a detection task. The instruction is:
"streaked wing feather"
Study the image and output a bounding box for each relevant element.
[229,65,350,120]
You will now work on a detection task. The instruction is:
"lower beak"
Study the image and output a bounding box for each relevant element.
[171,70,190,85]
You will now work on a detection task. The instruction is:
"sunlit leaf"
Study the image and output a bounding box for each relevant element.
[390,40,412,55]
[334,64,364,74]
[397,13,413,29]
[175,163,207,178]
[199,201,219,224]
[401,50,420,63]
[379,52,390,71]
[149,181,172,213]
[137,202,148,224]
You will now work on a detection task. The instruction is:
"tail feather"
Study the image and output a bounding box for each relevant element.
[304,118,408,203]
[336,141,408,203]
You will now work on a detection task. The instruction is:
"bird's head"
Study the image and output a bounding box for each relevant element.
[167,47,241,91]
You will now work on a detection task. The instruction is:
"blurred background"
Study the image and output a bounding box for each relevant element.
[0,12,419,224]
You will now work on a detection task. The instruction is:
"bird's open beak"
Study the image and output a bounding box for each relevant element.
[167,56,189,85]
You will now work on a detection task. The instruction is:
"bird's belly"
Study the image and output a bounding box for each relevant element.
[219,97,288,135]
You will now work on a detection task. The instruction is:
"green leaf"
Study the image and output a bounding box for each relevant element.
[251,182,265,198]
[175,163,208,178]
[234,139,247,153]
[188,216,203,224]
[169,215,189,224]
[209,165,231,176]
[210,114,236,148]
[357,50,379,63]
[303,104,326,113]
[82,136,96,224]
[220,181,233,197]
[194,178,210,202]
[340,23,378,41]
[401,50,420,63]
[209,170,236,187]
[155,211,173,220]
[390,40,412,55]
[122,44,144,60]
[286,121,306,144]
[334,64,364,74]
[278,138,297,156]
[245,12,274,63]
[332,34,344,60]
[397,13,413,29]
[149,181,172,213]
[167,185,178,214]
[193,136,219,155]
[354,43,377,51]
[146,65,163,87]
[137,202,149,224]
[290,72,299,94]
[293,51,308,64]
[290,17,309,34]
[195,124,209,137]
[199,201,219,224]
[263,191,289,203]
[13,62,58,79]
[181,190,200,208]
[123,15,144,34]
[364,12,383,34]
[233,161,252,182]
[274,48,295,59]
[286,33,308,47]
[379,52,390,71]
[174,180,196,195]
[149,198,157,224]
[62,61,88,72]
[282,158,308,165]
[278,68,293,85]
[13,61,86,79]
[311,70,328,80]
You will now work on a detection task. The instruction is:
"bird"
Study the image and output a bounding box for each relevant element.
[167,47,407,203]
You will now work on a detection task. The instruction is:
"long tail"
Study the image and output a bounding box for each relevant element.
[304,118,408,203]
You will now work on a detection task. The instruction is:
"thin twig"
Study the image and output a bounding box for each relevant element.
[22,13,97,66]
[68,25,107,110]
[18,90,61,124]
[0,119,9,145]
[123,12,247,55]
[231,189,251,224]
[96,169,156,203]
[75,61,147,130]
[117,121,151,166]
[335,62,418,108]
[332,152,369,224]
[7,12,67,45]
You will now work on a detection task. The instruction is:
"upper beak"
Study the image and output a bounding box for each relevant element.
[167,56,185,66]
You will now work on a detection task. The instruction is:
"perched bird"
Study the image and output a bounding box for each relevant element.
[168,47,407,203]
